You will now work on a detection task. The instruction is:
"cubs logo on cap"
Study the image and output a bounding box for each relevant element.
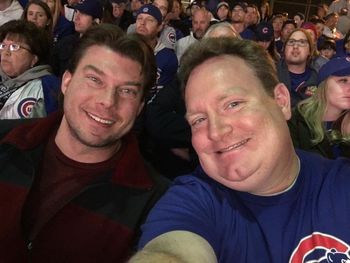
[137,4,162,24]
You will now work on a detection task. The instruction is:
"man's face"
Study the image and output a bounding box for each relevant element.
[131,0,143,12]
[281,23,295,41]
[284,31,310,67]
[272,17,283,33]
[320,48,335,59]
[60,45,144,154]
[293,15,303,28]
[136,13,161,40]
[112,2,125,18]
[326,15,338,29]
[231,5,245,23]
[216,5,229,21]
[73,10,94,34]
[315,22,324,38]
[192,10,210,39]
[185,56,292,194]
[245,6,257,26]
[153,0,169,18]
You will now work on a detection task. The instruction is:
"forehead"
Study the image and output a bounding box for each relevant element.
[3,33,27,43]
[153,0,168,8]
[77,45,142,74]
[193,11,207,21]
[185,56,265,103]
[283,24,295,30]
[272,17,283,23]
[28,3,46,13]
[247,7,256,13]
[290,30,307,39]
[232,6,244,11]
[137,13,157,21]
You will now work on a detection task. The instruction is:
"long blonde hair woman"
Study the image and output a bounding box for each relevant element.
[288,56,350,158]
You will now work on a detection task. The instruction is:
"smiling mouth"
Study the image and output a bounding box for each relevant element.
[87,112,114,125]
[217,138,250,153]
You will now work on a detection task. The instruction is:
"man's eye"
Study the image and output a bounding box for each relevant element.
[191,117,206,127]
[338,78,348,83]
[118,88,138,97]
[87,76,102,85]
[227,101,239,109]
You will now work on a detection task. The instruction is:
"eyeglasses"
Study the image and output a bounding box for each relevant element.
[0,43,31,52]
[286,39,309,47]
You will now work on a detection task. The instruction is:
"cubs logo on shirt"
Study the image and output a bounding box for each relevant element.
[289,232,350,263]
[17,97,37,118]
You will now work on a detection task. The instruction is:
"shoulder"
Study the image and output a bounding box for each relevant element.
[298,149,350,179]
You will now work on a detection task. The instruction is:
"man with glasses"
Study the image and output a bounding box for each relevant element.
[277,28,318,107]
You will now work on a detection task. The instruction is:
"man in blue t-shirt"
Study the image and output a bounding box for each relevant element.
[130,38,350,263]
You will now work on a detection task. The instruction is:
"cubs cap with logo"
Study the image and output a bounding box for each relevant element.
[73,0,103,19]
[317,56,350,85]
[254,22,274,42]
[136,4,162,24]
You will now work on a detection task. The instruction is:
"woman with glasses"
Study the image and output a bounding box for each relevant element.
[288,56,350,159]
[0,20,60,119]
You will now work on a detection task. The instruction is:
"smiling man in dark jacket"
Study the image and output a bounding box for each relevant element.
[0,24,168,262]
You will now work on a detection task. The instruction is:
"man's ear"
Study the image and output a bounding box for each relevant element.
[61,70,72,95]
[273,83,292,120]
[157,23,164,33]
[31,55,39,67]
[93,18,101,25]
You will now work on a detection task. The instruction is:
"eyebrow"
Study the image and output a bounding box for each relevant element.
[83,64,142,87]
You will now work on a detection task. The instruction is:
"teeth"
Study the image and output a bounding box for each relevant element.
[88,113,114,125]
[219,139,249,153]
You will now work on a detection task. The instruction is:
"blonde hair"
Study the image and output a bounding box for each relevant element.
[298,80,350,144]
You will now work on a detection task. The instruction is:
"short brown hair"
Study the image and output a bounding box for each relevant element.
[179,37,278,97]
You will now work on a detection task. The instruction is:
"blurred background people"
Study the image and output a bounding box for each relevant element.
[0,20,59,119]
[22,0,52,35]
[254,21,280,62]
[0,0,23,26]
[289,56,350,159]
[293,12,304,28]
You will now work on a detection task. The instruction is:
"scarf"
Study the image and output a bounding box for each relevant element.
[0,65,52,109]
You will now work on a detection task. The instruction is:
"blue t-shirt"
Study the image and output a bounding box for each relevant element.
[138,150,350,262]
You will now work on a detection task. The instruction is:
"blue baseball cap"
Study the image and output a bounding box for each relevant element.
[255,22,274,42]
[317,56,350,85]
[73,0,103,19]
[136,4,162,24]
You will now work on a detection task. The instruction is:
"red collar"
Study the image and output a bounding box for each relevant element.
[1,112,154,189]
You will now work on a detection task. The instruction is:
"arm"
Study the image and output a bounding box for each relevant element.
[129,231,217,263]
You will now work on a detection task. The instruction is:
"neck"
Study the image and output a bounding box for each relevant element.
[258,149,300,196]
[323,105,343,122]
[148,38,158,49]
[55,116,121,163]
[287,63,307,74]
[232,22,245,33]
[0,0,12,11]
